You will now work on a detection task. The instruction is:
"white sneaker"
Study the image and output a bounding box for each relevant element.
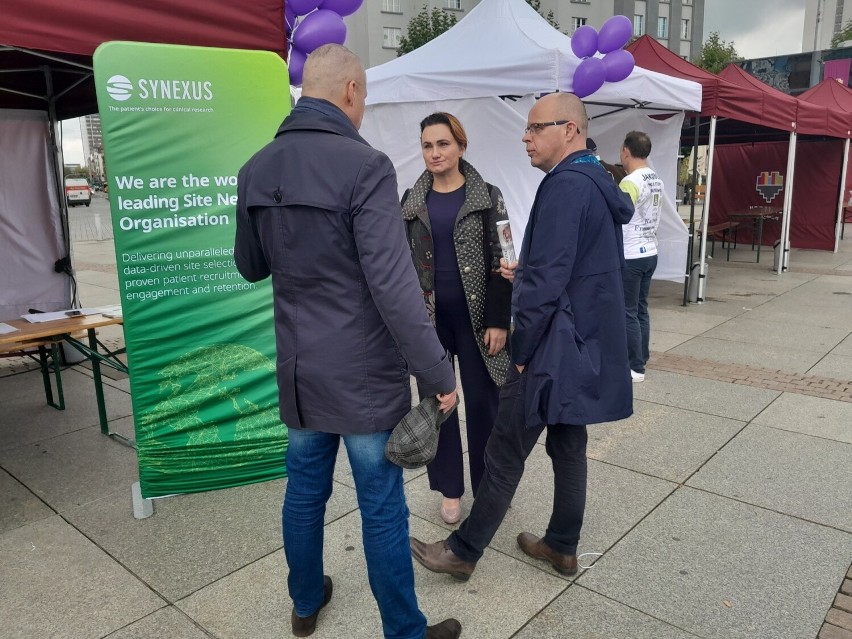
[631,370,645,383]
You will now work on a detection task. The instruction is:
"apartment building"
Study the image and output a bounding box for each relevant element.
[344,0,705,68]
[804,0,852,51]
[79,114,105,184]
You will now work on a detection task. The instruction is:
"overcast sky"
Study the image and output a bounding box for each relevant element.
[61,0,810,165]
[704,0,807,60]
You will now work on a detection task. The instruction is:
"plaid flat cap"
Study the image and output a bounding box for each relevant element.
[385,395,459,469]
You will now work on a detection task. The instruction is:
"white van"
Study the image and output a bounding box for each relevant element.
[65,178,91,207]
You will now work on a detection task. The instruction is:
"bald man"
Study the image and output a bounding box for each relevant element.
[235,45,461,639]
[411,93,634,582]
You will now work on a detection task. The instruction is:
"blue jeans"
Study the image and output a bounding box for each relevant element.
[283,428,427,639]
[622,254,657,374]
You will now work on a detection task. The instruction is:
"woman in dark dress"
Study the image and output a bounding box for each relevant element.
[401,112,512,523]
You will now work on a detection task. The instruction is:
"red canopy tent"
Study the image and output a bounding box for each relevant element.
[0,0,286,119]
[0,0,286,318]
[720,65,847,138]
[799,78,852,111]
[627,35,794,302]
[718,64,849,260]
[626,35,791,136]
[799,79,852,249]
[627,35,849,303]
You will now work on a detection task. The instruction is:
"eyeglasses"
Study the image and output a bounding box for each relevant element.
[524,120,570,135]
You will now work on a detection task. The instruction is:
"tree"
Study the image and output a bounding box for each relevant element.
[397,6,457,57]
[831,20,852,48]
[693,31,741,74]
[526,0,560,31]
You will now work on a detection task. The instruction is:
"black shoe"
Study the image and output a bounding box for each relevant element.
[426,618,462,638]
[291,575,333,637]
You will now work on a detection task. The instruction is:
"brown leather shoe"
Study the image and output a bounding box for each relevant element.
[426,618,462,638]
[410,536,476,582]
[291,575,333,637]
[517,532,578,576]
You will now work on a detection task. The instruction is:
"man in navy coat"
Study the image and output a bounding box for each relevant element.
[234,45,461,639]
[411,92,634,582]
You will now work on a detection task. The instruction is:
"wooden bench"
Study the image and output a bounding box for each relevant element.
[697,221,740,261]
[0,330,89,410]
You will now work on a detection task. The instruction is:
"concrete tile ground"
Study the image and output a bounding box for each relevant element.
[513,585,704,639]
[0,516,165,639]
[579,488,852,639]
[751,393,852,444]
[1,205,851,638]
[687,424,852,532]
[103,607,210,639]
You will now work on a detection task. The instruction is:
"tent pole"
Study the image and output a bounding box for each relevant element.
[682,114,699,306]
[697,116,717,303]
[777,130,797,274]
[835,137,850,253]
[43,65,74,304]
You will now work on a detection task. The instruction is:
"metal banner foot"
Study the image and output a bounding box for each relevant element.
[132,481,154,519]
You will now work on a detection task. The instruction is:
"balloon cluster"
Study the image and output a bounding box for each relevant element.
[570,15,635,99]
[286,0,364,85]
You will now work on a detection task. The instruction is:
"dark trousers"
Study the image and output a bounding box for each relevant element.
[622,254,657,374]
[426,271,499,499]
[448,366,588,562]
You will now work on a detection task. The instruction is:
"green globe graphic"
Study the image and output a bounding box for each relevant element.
[137,343,286,476]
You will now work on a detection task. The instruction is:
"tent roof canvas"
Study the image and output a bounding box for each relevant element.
[0,0,286,119]
[626,35,775,129]
[799,79,852,133]
[720,64,847,138]
[366,0,701,113]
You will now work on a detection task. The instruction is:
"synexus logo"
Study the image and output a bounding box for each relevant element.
[104,76,214,102]
[106,75,133,101]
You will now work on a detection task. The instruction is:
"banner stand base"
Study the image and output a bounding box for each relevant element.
[132,481,154,519]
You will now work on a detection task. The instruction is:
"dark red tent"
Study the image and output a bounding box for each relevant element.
[627,35,849,303]
[705,65,849,254]
[0,0,287,119]
[719,64,848,139]
[799,79,852,247]
[799,78,852,112]
[626,35,788,133]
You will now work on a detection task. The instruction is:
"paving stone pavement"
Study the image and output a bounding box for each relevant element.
[1,210,851,638]
[648,352,852,403]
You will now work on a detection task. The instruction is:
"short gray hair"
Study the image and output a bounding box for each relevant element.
[301,44,363,98]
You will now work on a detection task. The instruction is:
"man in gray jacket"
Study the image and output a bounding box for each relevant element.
[234,45,461,639]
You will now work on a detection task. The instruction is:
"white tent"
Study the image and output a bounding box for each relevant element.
[360,0,702,282]
[0,110,69,320]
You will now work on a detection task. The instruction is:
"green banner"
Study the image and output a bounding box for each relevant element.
[93,42,290,498]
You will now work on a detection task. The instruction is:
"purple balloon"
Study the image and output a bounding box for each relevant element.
[285,3,297,31]
[597,15,633,54]
[573,57,606,98]
[288,47,307,85]
[292,9,347,54]
[602,49,635,82]
[288,0,322,17]
[320,0,363,17]
[571,25,598,59]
